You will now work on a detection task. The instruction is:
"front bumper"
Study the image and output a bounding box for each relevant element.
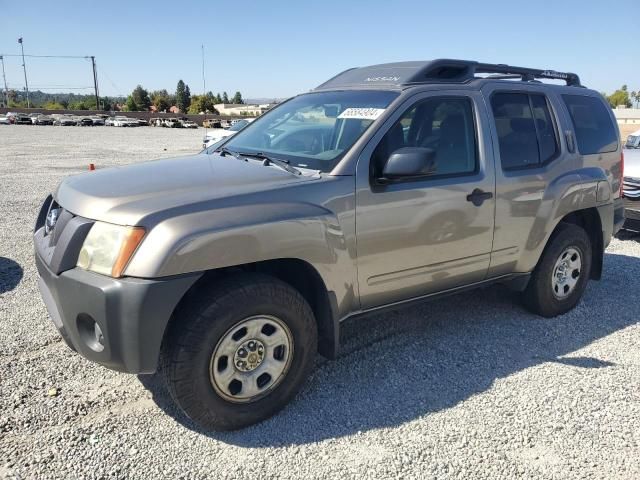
[623,198,640,232]
[33,196,202,374]
[36,252,201,373]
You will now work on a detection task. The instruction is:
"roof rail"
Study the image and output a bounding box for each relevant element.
[474,62,582,87]
[405,59,582,87]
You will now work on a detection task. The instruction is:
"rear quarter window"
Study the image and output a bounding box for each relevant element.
[561,95,618,154]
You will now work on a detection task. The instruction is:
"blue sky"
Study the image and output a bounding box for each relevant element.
[1,0,638,99]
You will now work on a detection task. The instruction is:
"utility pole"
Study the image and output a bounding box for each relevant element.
[0,56,8,108]
[18,37,29,108]
[90,56,99,110]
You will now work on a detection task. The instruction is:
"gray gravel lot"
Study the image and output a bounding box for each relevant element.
[1,125,639,479]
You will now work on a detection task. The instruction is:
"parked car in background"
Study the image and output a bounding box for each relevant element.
[202,118,253,149]
[203,119,222,128]
[626,129,640,149]
[180,119,198,129]
[623,148,640,232]
[113,116,140,127]
[163,118,181,128]
[137,118,149,126]
[150,118,163,127]
[54,115,77,126]
[14,113,32,125]
[90,116,105,126]
[32,114,54,125]
[78,117,94,127]
[0,115,10,125]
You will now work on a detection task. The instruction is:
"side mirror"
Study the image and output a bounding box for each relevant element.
[380,147,436,183]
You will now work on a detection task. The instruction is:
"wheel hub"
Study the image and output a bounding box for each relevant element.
[551,247,582,299]
[233,339,265,372]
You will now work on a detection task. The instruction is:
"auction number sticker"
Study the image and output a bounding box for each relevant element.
[338,108,386,120]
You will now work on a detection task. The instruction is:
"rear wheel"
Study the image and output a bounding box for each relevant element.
[161,274,317,431]
[522,223,592,317]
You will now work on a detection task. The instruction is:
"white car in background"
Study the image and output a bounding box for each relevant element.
[0,115,10,125]
[626,129,640,149]
[623,148,640,232]
[202,118,254,149]
[112,116,140,127]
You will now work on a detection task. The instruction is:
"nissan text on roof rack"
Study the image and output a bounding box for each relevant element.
[34,59,624,431]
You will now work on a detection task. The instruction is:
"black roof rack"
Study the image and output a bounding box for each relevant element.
[314,59,582,90]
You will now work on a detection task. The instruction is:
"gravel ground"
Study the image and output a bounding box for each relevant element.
[1,125,639,479]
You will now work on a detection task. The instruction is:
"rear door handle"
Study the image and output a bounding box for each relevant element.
[466,188,493,206]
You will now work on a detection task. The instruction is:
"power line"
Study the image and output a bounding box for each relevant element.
[0,54,91,59]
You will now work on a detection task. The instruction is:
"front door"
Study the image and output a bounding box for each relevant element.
[355,92,496,308]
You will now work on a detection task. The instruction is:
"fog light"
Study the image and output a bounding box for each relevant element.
[76,314,105,353]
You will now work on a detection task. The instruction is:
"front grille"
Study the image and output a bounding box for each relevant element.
[623,177,640,199]
[34,196,94,275]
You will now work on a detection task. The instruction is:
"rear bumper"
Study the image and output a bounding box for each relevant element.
[36,252,201,374]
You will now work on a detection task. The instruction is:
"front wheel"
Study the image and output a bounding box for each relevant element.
[161,274,317,431]
[522,223,592,317]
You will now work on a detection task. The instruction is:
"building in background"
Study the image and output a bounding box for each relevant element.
[214,103,274,117]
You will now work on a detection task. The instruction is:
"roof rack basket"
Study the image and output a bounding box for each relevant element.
[410,59,582,87]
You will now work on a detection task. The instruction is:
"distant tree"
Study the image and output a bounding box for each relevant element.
[184,84,191,112]
[188,93,219,114]
[124,95,138,112]
[131,85,151,111]
[215,93,222,104]
[176,80,188,113]
[222,91,229,103]
[151,89,171,112]
[232,91,243,104]
[631,90,640,108]
[606,86,632,108]
[43,101,65,110]
[69,100,90,110]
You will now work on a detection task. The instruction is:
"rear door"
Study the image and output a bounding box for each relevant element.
[355,90,496,308]
[481,84,576,276]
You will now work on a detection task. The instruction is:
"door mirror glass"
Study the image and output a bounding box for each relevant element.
[381,147,436,181]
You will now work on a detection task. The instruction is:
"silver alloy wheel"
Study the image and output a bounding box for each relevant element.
[209,315,293,403]
[551,246,582,299]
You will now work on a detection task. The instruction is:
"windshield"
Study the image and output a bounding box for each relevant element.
[223,90,399,172]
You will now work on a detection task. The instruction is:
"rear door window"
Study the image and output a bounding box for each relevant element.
[490,92,559,170]
[561,94,618,154]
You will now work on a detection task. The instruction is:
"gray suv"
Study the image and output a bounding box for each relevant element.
[34,59,625,430]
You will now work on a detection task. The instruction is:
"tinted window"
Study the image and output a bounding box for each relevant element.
[562,94,618,154]
[372,97,477,178]
[491,93,559,170]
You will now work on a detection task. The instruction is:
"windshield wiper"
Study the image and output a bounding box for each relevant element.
[215,147,247,162]
[238,151,302,176]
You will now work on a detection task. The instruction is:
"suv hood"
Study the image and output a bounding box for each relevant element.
[55,154,318,225]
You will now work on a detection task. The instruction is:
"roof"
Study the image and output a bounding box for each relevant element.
[314,59,582,91]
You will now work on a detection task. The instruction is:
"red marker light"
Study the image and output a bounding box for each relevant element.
[89,163,95,171]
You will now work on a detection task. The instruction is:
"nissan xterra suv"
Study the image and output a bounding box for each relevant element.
[34,59,625,430]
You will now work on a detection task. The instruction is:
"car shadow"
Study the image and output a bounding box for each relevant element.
[139,252,639,446]
[0,257,24,294]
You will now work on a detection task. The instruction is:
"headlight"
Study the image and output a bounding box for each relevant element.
[77,222,146,278]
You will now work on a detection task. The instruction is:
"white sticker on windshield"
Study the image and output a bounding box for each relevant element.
[338,108,386,120]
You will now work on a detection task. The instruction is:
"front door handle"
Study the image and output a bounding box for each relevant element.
[466,188,493,206]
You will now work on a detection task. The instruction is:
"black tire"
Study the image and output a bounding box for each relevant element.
[522,223,592,317]
[160,273,317,431]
